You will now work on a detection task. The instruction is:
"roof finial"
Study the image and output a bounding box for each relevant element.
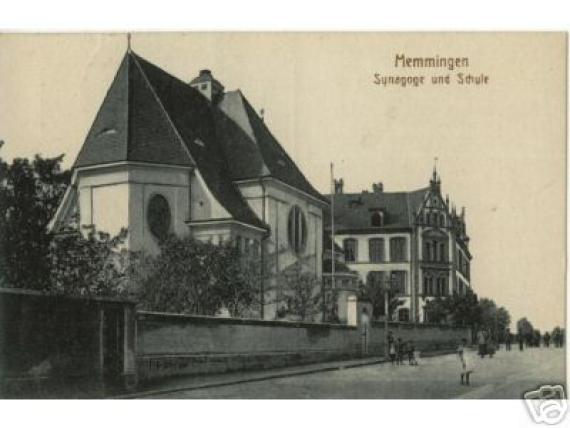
[127,33,132,52]
[433,156,438,180]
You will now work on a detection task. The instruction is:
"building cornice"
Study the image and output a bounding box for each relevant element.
[185,218,269,234]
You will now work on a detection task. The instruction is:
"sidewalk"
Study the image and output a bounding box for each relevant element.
[113,355,388,399]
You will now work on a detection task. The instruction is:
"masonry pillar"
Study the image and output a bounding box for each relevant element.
[122,304,138,390]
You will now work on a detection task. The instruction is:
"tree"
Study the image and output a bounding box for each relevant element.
[551,326,565,348]
[517,317,535,345]
[275,256,322,321]
[423,296,449,324]
[136,236,260,317]
[0,149,70,289]
[358,274,404,321]
[48,227,131,296]
[446,289,482,329]
[478,298,511,343]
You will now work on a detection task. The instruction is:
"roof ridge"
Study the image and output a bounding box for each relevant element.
[239,92,327,204]
[129,52,196,166]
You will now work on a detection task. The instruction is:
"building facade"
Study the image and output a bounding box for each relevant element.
[49,50,328,320]
[327,170,472,323]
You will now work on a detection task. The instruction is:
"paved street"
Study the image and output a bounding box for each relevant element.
[148,347,566,399]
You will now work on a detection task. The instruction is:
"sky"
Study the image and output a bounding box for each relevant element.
[0,33,566,331]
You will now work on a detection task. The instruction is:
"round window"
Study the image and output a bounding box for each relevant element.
[147,194,171,240]
[287,205,307,254]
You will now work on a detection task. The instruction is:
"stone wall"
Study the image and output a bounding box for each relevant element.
[136,310,470,381]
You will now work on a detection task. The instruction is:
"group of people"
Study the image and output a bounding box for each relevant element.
[387,332,419,366]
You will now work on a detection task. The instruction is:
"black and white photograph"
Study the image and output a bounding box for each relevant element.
[0,31,566,411]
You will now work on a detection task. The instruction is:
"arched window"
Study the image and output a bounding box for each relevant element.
[370,211,384,227]
[343,238,357,262]
[439,242,446,262]
[147,194,171,240]
[368,238,385,262]
[287,205,307,254]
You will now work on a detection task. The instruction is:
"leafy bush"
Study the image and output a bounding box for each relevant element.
[135,235,261,317]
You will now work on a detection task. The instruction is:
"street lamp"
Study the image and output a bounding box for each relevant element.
[384,272,396,357]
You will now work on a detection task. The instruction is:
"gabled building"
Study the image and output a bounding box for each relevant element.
[326,170,472,323]
[49,50,328,319]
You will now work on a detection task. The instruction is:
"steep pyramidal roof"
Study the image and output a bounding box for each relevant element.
[72,51,329,231]
[74,52,267,230]
[74,53,194,168]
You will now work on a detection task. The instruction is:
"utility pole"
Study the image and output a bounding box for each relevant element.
[384,273,395,357]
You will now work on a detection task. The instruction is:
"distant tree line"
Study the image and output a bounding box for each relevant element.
[515,317,565,348]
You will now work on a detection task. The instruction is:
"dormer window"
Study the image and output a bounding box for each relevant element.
[371,210,384,227]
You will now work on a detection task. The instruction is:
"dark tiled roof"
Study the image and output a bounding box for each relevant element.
[73,51,328,230]
[325,187,429,233]
[73,52,267,231]
[218,91,328,204]
[74,54,194,169]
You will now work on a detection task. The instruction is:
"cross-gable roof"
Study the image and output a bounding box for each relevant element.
[326,187,429,233]
[218,90,328,204]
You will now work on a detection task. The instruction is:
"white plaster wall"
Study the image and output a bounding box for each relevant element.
[91,184,130,238]
[238,179,324,278]
[75,164,193,254]
[190,171,229,221]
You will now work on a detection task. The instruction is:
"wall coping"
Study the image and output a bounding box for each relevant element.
[137,310,358,330]
[0,287,136,305]
[371,320,468,331]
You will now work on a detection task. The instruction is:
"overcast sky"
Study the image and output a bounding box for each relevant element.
[0,33,565,331]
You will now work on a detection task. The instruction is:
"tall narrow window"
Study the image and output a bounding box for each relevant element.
[343,238,357,262]
[366,271,385,288]
[424,242,431,261]
[439,242,446,262]
[369,238,385,262]
[287,205,307,254]
[392,271,406,295]
[389,237,406,262]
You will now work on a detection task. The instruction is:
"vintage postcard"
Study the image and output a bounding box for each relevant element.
[0,33,566,407]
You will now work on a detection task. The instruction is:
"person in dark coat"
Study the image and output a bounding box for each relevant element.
[505,328,512,351]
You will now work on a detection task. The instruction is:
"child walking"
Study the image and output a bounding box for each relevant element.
[408,341,418,366]
[458,338,473,385]
[389,338,397,365]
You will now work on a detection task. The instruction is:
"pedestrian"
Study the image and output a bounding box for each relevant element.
[505,328,512,351]
[544,332,551,348]
[389,338,397,366]
[407,341,418,365]
[518,333,524,351]
[477,329,487,358]
[396,337,405,365]
[360,307,370,355]
[458,338,473,386]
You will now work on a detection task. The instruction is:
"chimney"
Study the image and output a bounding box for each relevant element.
[334,178,344,194]
[372,182,384,193]
[189,69,225,103]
